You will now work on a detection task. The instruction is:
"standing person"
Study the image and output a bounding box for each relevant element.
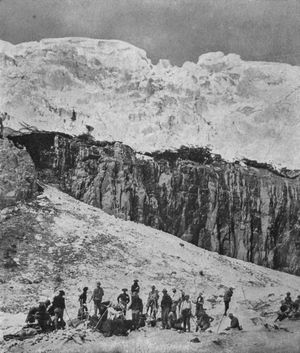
[178,290,185,314]
[161,289,172,329]
[78,287,88,319]
[52,290,66,330]
[181,295,192,332]
[171,288,180,319]
[146,285,159,319]
[131,279,140,294]
[195,292,204,318]
[168,303,177,328]
[128,291,143,329]
[117,288,130,315]
[224,287,234,316]
[91,282,104,317]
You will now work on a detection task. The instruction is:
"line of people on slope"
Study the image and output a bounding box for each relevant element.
[77,281,241,332]
[24,281,241,333]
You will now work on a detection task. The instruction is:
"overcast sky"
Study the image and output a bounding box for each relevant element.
[0,0,299,66]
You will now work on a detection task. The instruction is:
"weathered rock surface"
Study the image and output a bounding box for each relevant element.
[9,133,300,274]
[0,138,37,209]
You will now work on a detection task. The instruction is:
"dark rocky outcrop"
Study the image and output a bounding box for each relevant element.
[9,133,300,274]
[0,138,37,209]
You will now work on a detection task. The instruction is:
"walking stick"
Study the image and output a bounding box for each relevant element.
[241,287,247,301]
[65,307,74,328]
[216,315,224,333]
[93,303,112,332]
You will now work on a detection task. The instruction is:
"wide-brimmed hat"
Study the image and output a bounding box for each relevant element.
[97,282,101,286]
[59,290,65,295]
[162,288,167,292]
[122,288,128,292]
[134,279,139,282]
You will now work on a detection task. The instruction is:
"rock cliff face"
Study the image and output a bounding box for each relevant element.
[0,138,37,209]
[10,133,300,275]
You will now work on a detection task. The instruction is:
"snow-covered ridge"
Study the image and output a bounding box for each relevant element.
[0,37,300,168]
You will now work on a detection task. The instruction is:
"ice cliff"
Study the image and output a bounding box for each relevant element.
[1,38,300,168]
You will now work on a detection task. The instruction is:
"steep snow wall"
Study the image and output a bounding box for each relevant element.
[1,38,300,168]
[10,133,300,275]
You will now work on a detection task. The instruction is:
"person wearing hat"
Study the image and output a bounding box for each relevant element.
[91,282,104,317]
[161,289,172,329]
[180,294,192,332]
[225,313,242,330]
[117,288,130,315]
[128,291,143,329]
[52,290,66,330]
[131,279,140,294]
[223,287,234,316]
[146,285,159,319]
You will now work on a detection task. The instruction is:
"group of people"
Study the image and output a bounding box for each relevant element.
[25,290,66,331]
[25,280,241,334]
[275,292,300,322]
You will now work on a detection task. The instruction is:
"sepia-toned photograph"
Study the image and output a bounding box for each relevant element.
[0,1,300,352]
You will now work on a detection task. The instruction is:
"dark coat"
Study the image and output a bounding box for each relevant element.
[131,283,140,293]
[161,294,172,309]
[230,316,241,329]
[118,293,130,305]
[129,296,143,312]
[53,295,65,309]
[79,292,87,305]
[224,289,233,303]
[92,287,104,302]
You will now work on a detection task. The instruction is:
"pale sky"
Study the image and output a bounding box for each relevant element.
[0,0,299,65]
